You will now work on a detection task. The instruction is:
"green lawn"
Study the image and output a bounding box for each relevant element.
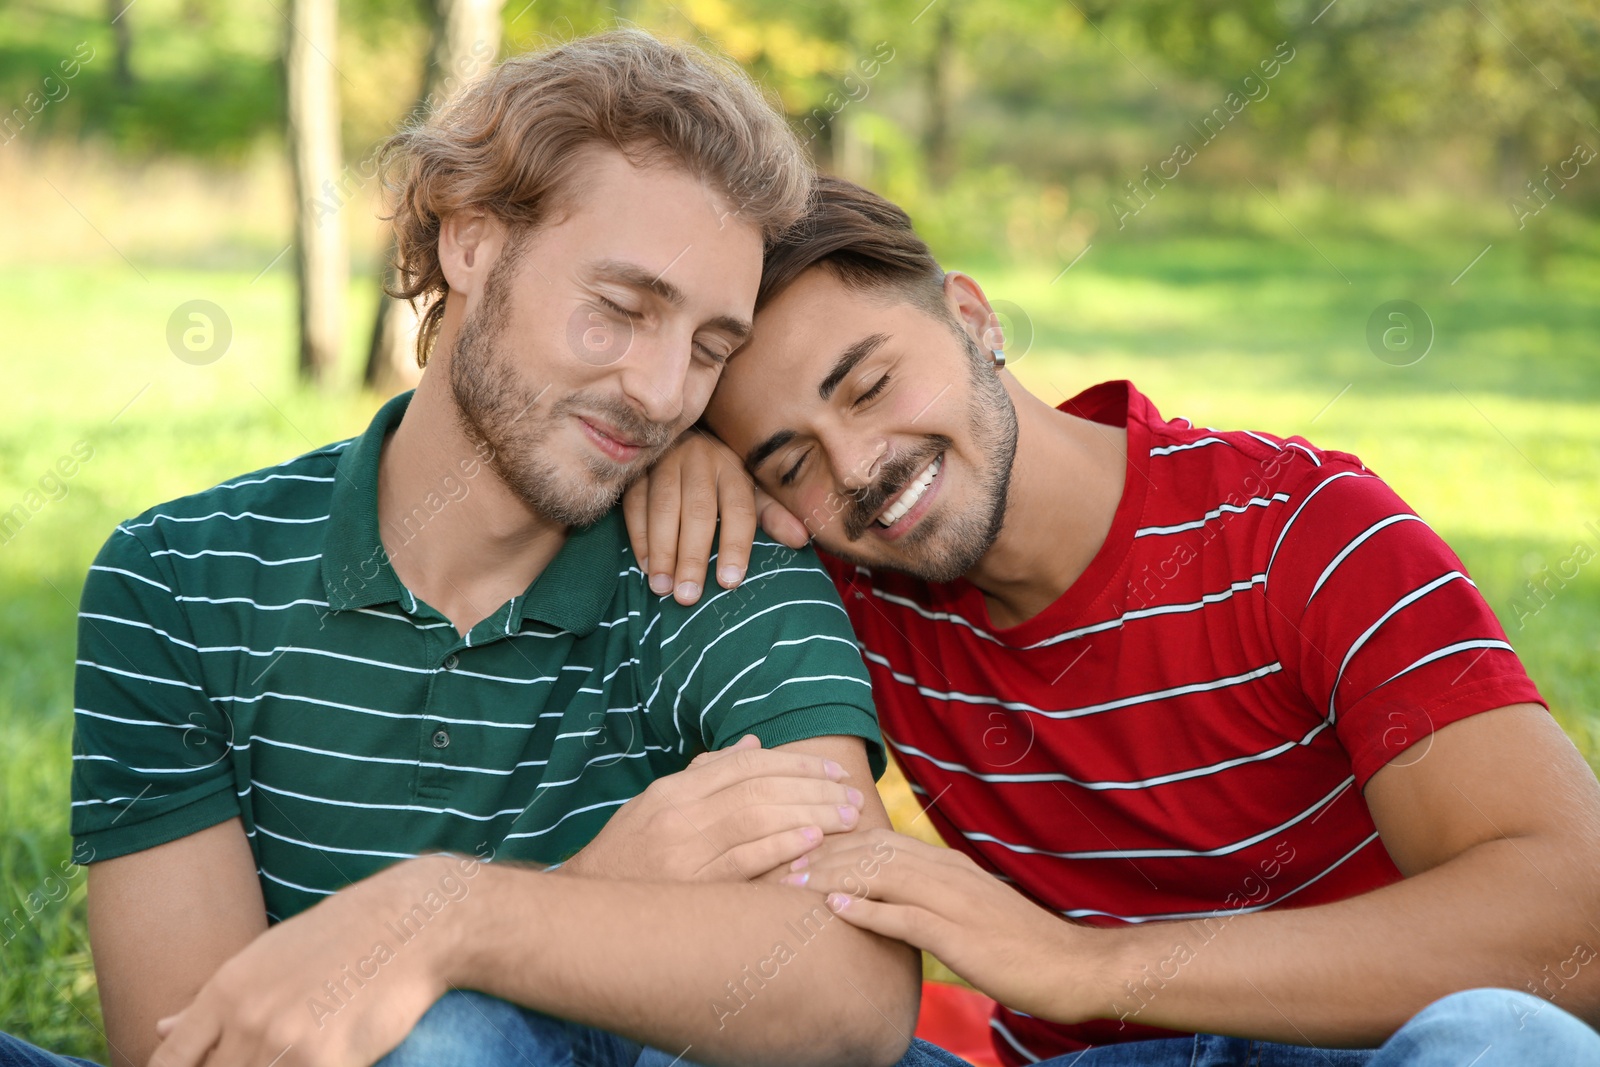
[2,224,1597,1058]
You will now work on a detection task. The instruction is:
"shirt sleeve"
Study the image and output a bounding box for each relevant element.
[650,536,886,779]
[1262,466,1545,787]
[70,523,241,862]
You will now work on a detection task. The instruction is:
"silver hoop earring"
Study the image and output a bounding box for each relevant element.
[992,348,1006,369]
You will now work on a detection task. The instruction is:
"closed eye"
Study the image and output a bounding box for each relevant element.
[780,450,808,487]
[597,296,641,319]
[855,374,891,406]
[694,340,731,366]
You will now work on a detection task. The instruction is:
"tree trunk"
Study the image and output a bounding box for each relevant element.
[922,5,956,188]
[287,0,347,385]
[108,0,134,88]
[365,0,504,395]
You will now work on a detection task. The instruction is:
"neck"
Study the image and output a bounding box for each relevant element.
[377,363,569,637]
[963,378,1127,629]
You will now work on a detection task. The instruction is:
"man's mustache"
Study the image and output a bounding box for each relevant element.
[549,392,675,453]
[842,435,953,541]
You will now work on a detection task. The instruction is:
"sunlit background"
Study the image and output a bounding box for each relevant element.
[3,0,1598,1056]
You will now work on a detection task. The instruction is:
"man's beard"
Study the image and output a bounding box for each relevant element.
[448,256,673,527]
[829,330,1018,584]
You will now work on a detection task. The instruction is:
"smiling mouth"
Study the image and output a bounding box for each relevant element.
[578,416,650,462]
[874,453,942,528]
[583,419,644,448]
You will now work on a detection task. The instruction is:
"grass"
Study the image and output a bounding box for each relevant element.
[2,212,1597,1057]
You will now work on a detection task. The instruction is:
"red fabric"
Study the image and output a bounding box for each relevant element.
[825,381,1544,1064]
[915,982,1004,1067]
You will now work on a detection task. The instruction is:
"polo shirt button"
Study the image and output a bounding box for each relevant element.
[431,729,450,749]
[443,654,459,670]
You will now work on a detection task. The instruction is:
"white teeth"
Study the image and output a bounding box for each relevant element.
[877,455,942,528]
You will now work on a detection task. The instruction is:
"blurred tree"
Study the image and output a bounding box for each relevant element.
[288,0,348,383]
[106,0,134,89]
[1076,0,1598,190]
[921,3,957,187]
[365,0,504,395]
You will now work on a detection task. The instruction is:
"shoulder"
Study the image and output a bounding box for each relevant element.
[670,532,849,636]
[1265,455,1423,570]
[624,531,860,676]
[86,440,353,605]
[103,440,352,554]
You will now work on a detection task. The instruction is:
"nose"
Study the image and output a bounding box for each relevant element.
[834,434,889,494]
[616,334,692,428]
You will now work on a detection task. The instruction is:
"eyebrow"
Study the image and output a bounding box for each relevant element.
[591,260,752,341]
[744,332,892,472]
[818,333,889,400]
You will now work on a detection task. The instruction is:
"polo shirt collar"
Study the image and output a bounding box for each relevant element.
[521,507,627,636]
[320,389,627,637]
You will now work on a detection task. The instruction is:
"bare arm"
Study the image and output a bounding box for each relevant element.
[149,738,921,1067]
[804,704,1600,1045]
[1077,704,1600,1041]
[89,818,268,1067]
[446,734,921,1066]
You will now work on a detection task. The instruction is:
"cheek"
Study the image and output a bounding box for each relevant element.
[789,479,848,536]
[682,366,722,425]
[891,378,958,429]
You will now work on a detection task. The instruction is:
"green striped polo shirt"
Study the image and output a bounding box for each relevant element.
[70,390,882,922]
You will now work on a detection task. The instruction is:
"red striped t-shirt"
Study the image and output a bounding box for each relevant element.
[822,380,1544,1062]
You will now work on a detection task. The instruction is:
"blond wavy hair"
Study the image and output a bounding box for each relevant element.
[381,29,812,366]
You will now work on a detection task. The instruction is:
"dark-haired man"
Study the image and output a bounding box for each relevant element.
[0,36,950,1067]
[625,176,1600,1065]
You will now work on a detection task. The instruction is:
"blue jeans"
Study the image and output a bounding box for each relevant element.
[0,989,966,1066]
[1029,988,1600,1066]
[370,991,967,1067]
[0,987,1594,1066]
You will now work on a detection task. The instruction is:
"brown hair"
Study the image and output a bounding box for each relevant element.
[382,29,813,366]
[756,175,947,317]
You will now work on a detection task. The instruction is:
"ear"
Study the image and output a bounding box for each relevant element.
[941,272,1004,357]
[438,210,505,297]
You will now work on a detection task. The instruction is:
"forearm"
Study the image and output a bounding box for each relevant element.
[1089,837,1600,1044]
[437,859,920,1067]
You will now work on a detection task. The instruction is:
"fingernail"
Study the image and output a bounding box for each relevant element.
[827,892,850,912]
[676,580,700,602]
[780,872,809,887]
[650,573,672,594]
[838,805,859,827]
[718,564,743,587]
[800,827,821,846]
[823,759,847,781]
[846,787,864,807]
